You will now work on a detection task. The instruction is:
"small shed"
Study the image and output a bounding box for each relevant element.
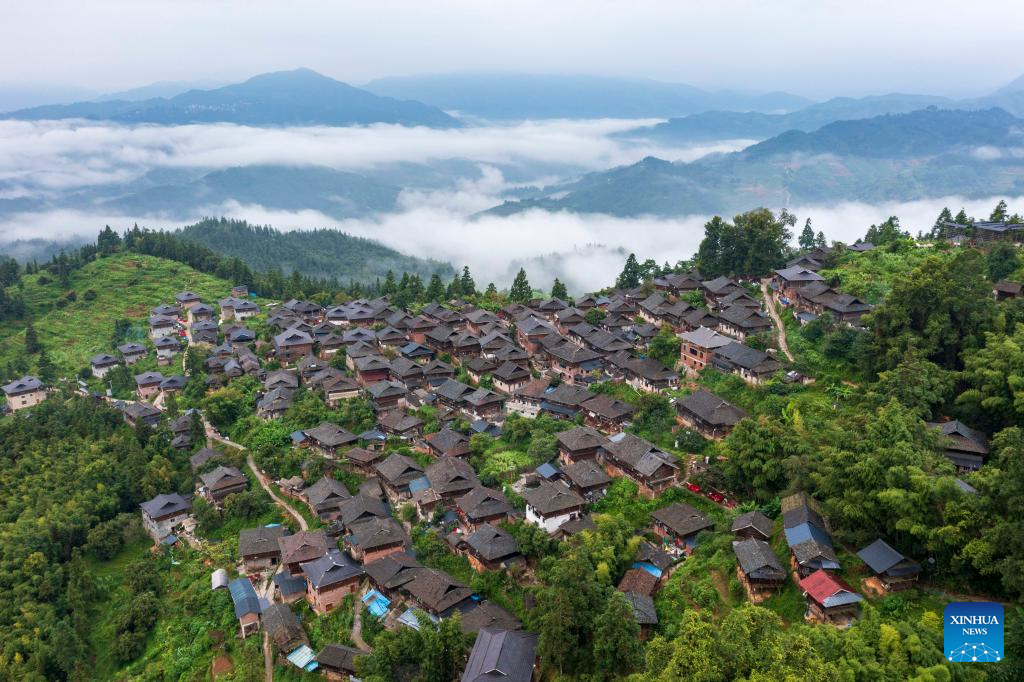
[211,568,229,590]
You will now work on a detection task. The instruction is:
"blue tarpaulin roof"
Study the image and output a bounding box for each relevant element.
[228,578,261,618]
[286,644,319,671]
[397,608,439,630]
[408,476,431,493]
[536,462,560,479]
[632,562,663,578]
[784,522,832,548]
[362,589,391,618]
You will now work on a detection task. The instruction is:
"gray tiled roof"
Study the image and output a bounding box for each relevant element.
[461,629,538,682]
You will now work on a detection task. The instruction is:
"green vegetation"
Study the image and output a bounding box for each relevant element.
[0,396,202,680]
[178,218,453,285]
[0,252,230,373]
[696,208,796,278]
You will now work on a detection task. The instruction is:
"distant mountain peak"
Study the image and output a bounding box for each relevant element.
[2,69,460,128]
[993,73,1024,96]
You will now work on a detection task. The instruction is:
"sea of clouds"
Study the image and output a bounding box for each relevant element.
[0,118,1021,293]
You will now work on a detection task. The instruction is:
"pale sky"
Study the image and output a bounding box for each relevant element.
[2,0,1022,100]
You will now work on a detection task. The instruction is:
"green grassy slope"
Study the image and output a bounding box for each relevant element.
[0,252,239,372]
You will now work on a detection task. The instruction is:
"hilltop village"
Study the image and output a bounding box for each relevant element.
[2,210,1024,681]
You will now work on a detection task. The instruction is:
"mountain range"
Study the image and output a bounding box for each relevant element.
[623,82,1024,143]
[486,107,1024,218]
[1,69,460,128]
[364,73,812,119]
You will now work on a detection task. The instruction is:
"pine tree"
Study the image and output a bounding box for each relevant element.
[551,278,568,300]
[509,268,532,303]
[932,207,953,238]
[485,283,498,301]
[815,230,827,248]
[97,226,122,257]
[991,199,1009,222]
[164,392,179,418]
[593,592,643,677]
[24,323,40,355]
[36,347,56,384]
[460,266,476,297]
[798,218,815,250]
[445,273,462,300]
[615,253,643,289]
[426,274,445,302]
[954,208,971,225]
[189,410,205,446]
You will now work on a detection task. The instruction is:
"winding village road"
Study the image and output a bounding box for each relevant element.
[245,451,309,532]
[761,278,795,362]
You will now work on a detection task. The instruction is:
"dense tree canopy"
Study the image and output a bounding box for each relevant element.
[696,208,795,278]
[866,249,995,372]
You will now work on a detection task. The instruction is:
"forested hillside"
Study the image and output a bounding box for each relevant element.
[177,219,454,284]
[489,108,1024,217]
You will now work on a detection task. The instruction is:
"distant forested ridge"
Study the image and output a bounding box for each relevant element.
[2,68,460,128]
[176,218,453,284]
[489,107,1024,218]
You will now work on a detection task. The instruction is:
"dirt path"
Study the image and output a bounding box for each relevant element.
[246,452,309,531]
[710,568,731,605]
[351,602,372,652]
[261,630,273,682]
[761,279,795,362]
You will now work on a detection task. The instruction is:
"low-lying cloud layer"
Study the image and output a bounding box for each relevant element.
[0,118,752,194]
[2,193,1020,294]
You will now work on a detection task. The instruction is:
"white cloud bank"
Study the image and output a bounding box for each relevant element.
[2,193,1021,294]
[0,118,753,193]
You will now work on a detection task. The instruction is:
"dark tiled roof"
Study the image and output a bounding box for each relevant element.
[338,494,391,528]
[363,552,421,589]
[522,479,584,515]
[317,644,364,674]
[677,389,748,427]
[857,538,921,576]
[465,523,519,562]
[461,629,538,682]
[733,538,785,576]
[556,426,606,452]
[426,427,469,453]
[580,393,635,420]
[456,486,513,522]
[460,602,522,634]
[262,603,308,651]
[651,502,714,538]
[350,517,408,551]
[200,465,246,492]
[426,456,480,496]
[603,432,679,477]
[622,591,658,625]
[375,453,424,486]
[278,530,329,565]
[301,549,364,589]
[140,492,190,518]
[403,567,473,614]
[305,476,352,510]
[562,459,611,489]
[617,568,659,596]
[239,525,289,557]
[731,510,773,538]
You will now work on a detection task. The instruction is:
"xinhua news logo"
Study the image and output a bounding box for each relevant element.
[944,602,1004,663]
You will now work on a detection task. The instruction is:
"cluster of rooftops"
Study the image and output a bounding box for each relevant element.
[9,245,1002,673]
